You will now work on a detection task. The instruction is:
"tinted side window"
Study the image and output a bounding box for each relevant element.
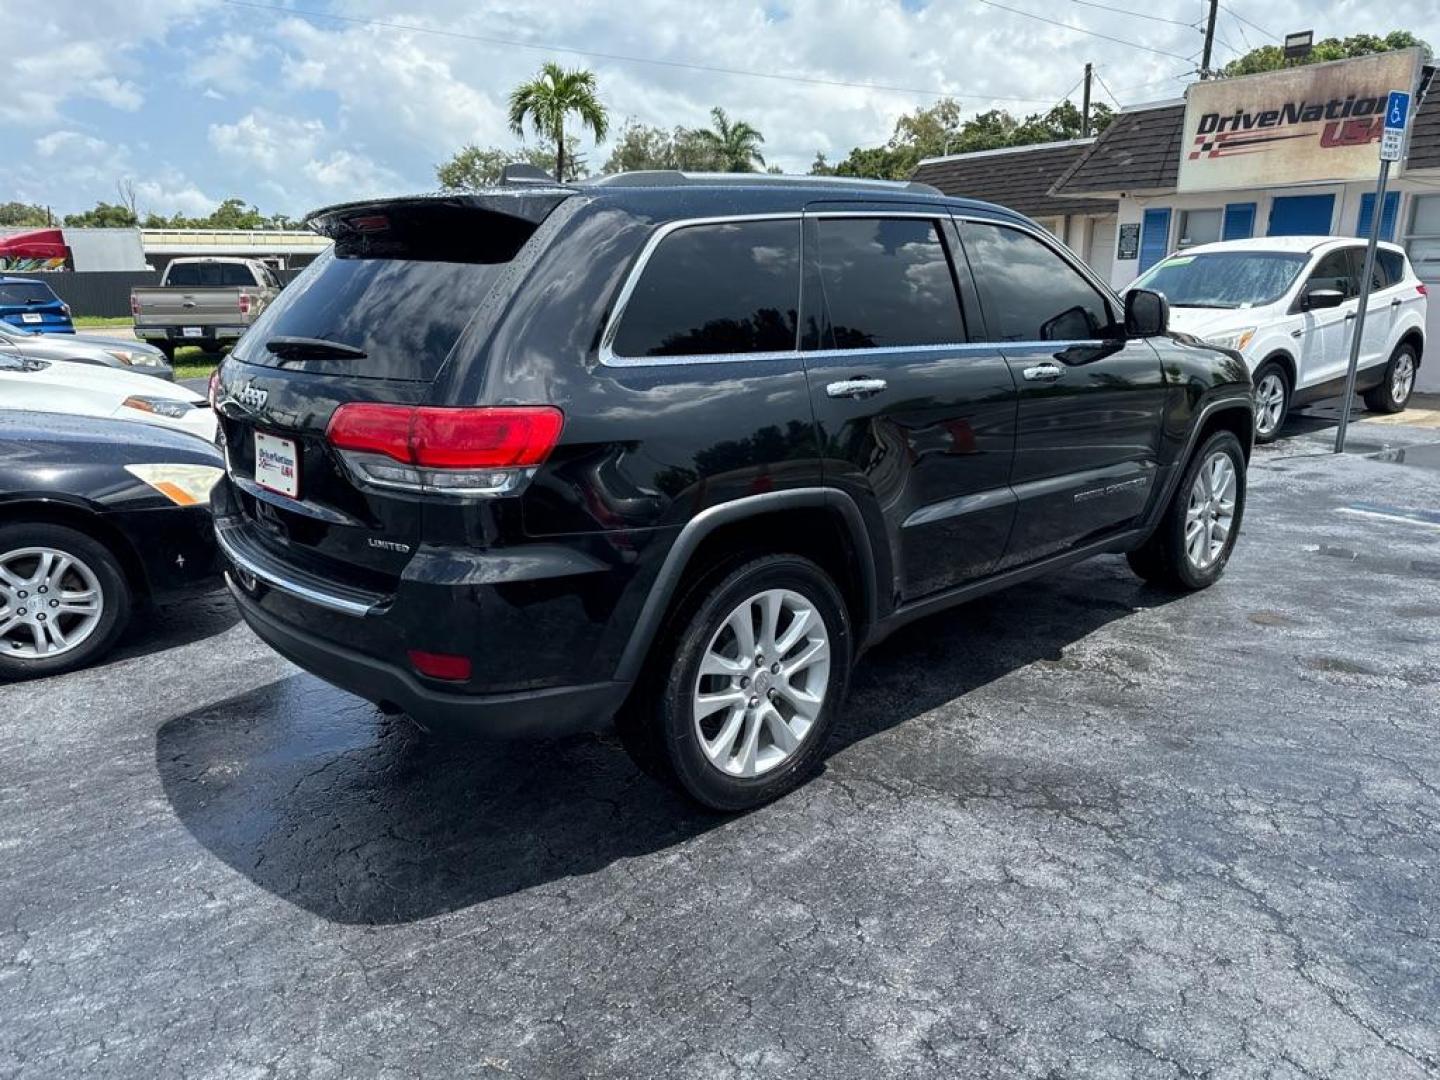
[1307,250,1354,297]
[1378,250,1406,287]
[612,220,799,357]
[959,222,1114,342]
[813,217,965,349]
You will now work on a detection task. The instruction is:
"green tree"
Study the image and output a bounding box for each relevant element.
[0,202,53,227]
[685,107,766,172]
[1220,31,1431,77]
[508,62,608,181]
[603,120,680,173]
[436,145,513,190]
[62,201,138,228]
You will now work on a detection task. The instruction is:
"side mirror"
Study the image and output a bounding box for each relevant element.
[1302,287,1345,310]
[1125,289,1169,337]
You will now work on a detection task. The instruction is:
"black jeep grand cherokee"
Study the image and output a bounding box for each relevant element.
[212,171,1253,809]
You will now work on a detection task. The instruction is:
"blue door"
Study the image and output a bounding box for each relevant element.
[1356,192,1400,241]
[1222,203,1256,241]
[1267,194,1335,237]
[1138,208,1171,272]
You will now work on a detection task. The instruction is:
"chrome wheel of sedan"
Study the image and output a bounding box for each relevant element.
[1392,351,1416,404]
[0,547,105,659]
[692,588,831,778]
[1184,452,1237,571]
[1254,372,1286,437]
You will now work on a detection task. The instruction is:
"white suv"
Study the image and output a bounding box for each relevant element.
[1129,236,1426,441]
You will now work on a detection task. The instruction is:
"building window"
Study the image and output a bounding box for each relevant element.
[1222,203,1256,241]
[1356,192,1400,242]
[1177,208,1222,248]
[1404,194,1440,285]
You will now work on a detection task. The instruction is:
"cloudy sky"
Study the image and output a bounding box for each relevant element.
[1,0,1433,219]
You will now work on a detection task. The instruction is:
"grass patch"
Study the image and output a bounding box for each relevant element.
[173,346,221,382]
[72,316,133,329]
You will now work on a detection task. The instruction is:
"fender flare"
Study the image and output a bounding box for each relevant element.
[1141,391,1254,533]
[612,487,879,683]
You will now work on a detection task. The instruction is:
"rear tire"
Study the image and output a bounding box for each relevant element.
[0,523,132,680]
[1127,430,1247,591]
[1251,361,1290,444]
[619,554,852,811]
[1362,342,1418,414]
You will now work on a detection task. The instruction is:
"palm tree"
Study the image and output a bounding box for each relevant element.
[688,107,766,172]
[508,62,608,181]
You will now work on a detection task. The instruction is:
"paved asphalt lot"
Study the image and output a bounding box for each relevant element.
[4,413,1440,1079]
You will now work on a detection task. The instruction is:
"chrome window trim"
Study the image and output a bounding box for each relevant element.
[597,207,1123,368]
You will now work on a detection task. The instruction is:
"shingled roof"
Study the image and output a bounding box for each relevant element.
[912,139,1115,219]
[1406,72,1440,171]
[1049,102,1186,199]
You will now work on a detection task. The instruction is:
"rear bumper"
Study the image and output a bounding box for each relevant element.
[227,573,628,736]
[137,325,247,342]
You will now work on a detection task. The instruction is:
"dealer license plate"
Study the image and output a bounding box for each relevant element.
[183,326,203,338]
[254,432,299,498]
[21,313,41,323]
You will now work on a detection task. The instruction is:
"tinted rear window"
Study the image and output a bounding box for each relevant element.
[0,281,58,306]
[234,204,537,381]
[165,262,258,287]
[814,217,966,349]
[611,220,800,358]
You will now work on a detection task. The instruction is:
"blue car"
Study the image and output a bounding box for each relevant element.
[0,276,74,334]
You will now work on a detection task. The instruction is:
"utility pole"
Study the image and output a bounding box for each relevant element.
[1200,0,1219,78]
[1082,63,1093,138]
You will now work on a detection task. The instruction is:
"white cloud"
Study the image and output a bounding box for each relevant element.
[209,109,327,172]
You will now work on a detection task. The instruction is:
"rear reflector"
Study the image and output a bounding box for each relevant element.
[326,404,564,469]
[407,649,471,681]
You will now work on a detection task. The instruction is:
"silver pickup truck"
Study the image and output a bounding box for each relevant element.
[131,257,282,358]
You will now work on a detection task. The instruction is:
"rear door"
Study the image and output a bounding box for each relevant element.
[1347,245,1400,371]
[956,217,1167,567]
[800,208,1017,602]
[215,196,562,591]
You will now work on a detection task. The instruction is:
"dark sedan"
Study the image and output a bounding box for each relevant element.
[0,409,223,679]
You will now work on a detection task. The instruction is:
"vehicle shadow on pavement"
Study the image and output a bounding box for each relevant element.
[112,588,240,663]
[154,559,1172,925]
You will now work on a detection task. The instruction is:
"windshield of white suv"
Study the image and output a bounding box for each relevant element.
[1132,251,1309,309]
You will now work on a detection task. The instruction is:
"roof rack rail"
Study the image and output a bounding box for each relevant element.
[582,170,942,195]
[499,162,561,184]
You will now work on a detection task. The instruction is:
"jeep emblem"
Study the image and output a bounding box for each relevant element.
[237,382,268,410]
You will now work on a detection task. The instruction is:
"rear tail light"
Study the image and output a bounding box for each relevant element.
[326,404,563,496]
[407,649,472,681]
[239,294,252,315]
[61,303,71,317]
[1418,284,1429,298]
[208,368,221,408]
[130,295,139,317]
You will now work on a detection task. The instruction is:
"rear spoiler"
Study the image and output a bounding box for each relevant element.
[303,191,574,264]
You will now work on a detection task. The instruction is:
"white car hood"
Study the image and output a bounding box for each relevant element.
[0,356,214,440]
[1165,306,1257,341]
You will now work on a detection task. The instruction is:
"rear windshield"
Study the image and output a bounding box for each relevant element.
[0,281,58,306]
[233,203,537,381]
[165,262,257,287]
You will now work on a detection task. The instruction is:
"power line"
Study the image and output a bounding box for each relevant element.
[221,0,1061,104]
[1218,3,1280,43]
[1092,69,1124,108]
[1062,0,1198,30]
[976,0,1196,62]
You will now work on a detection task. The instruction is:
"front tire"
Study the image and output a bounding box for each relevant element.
[1363,342,1418,414]
[0,523,132,680]
[1251,361,1290,444]
[1127,430,1247,591]
[622,554,852,811]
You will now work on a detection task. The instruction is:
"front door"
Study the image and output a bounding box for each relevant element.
[955,218,1168,568]
[800,210,1018,604]
[1295,247,1356,387]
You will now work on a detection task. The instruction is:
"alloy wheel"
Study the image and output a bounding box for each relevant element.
[1254,373,1285,437]
[1392,352,1416,404]
[1184,452,1238,571]
[692,588,831,778]
[0,547,105,660]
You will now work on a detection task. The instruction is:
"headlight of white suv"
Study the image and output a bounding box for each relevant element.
[106,348,167,368]
[121,395,194,419]
[124,464,223,506]
[1207,327,1256,353]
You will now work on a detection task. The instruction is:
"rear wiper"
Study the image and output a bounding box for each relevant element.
[265,336,368,362]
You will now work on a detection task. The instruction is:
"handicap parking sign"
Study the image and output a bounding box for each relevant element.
[1386,91,1410,131]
